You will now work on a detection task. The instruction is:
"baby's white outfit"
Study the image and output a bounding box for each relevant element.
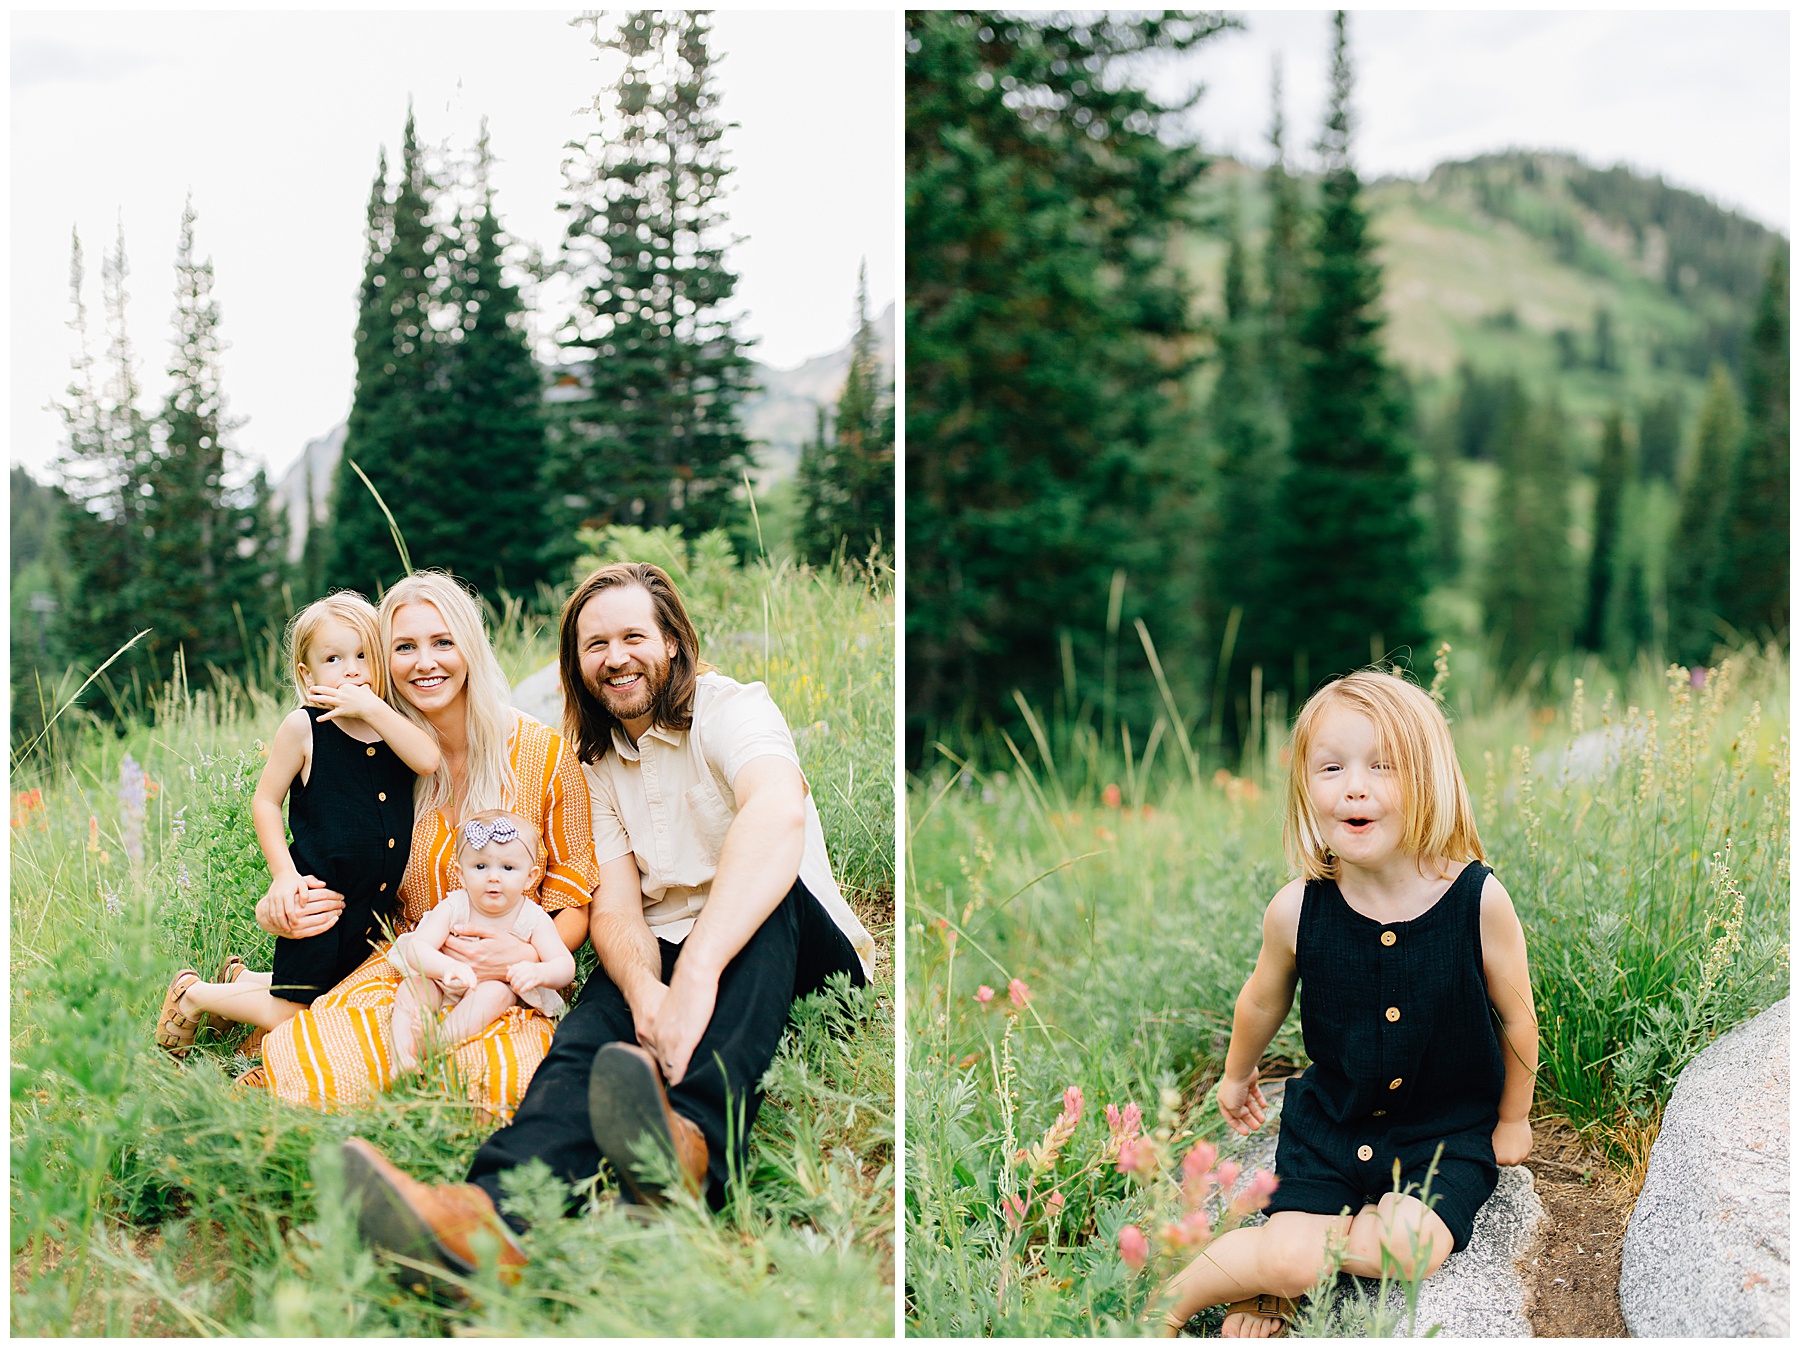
[389,889,567,1018]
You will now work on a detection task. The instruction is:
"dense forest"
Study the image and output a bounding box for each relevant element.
[16,11,894,743]
[905,10,1787,762]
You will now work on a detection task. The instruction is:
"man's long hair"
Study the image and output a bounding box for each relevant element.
[560,562,706,763]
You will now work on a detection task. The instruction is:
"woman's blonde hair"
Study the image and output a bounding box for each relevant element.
[1283,668,1484,881]
[286,592,382,706]
[379,571,515,822]
[453,808,543,869]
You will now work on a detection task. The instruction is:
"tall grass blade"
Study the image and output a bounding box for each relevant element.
[1135,619,1200,788]
[14,627,152,765]
[346,457,412,577]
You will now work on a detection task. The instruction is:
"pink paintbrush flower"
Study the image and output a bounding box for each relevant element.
[1008,978,1031,1008]
[974,984,995,1004]
[1118,1223,1149,1271]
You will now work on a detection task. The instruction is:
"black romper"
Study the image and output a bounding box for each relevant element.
[270,707,417,1005]
[1264,861,1503,1251]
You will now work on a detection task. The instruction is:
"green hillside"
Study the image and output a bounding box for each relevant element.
[1187,150,1782,456]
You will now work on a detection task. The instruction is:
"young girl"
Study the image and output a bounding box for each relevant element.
[156,593,442,1054]
[1158,670,1537,1338]
[385,809,576,1073]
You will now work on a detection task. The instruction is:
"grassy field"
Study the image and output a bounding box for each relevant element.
[904,640,1787,1336]
[11,535,897,1336]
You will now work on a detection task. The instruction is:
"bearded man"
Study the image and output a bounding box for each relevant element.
[341,561,874,1281]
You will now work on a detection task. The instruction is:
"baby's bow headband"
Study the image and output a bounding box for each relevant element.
[462,817,521,851]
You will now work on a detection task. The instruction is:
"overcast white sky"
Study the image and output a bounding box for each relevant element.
[1163,10,1788,226]
[12,9,898,482]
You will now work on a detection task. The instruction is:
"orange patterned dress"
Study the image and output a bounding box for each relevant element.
[260,715,600,1118]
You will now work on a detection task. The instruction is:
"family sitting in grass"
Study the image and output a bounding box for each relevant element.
[1157,671,1539,1337]
[156,561,874,1286]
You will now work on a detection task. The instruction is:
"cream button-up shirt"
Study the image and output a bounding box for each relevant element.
[583,671,874,978]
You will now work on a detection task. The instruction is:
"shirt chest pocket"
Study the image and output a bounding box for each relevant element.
[682,779,734,861]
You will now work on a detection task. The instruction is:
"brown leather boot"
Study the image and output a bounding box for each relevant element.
[587,1042,709,1205]
[341,1138,526,1297]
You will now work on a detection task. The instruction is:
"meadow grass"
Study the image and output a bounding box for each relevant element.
[904,639,1787,1336]
[10,542,896,1336]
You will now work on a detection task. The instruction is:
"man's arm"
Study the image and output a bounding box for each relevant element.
[647,755,806,1083]
[587,852,665,1037]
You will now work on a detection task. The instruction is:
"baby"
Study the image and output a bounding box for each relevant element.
[387,809,576,1072]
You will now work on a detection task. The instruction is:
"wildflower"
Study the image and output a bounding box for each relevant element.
[1105,1101,1143,1158]
[1008,978,1031,1009]
[1002,1193,1026,1230]
[1102,783,1122,809]
[1046,1190,1066,1221]
[88,816,101,852]
[1232,1168,1280,1215]
[1116,1138,1149,1174]
[1181,1140,1217,1185]
[1118,1224,1149,1271]
[1162,1210,1212,1248]
[177,862,194,893]
[1025,1085,1085,1174]
[101,883,122,917]
[119,753,148,866]
[1429,641,1452,704]
[171,806,188,842]
[1216,1159,1241,1194]
[12,788,44,829]
[975,985,995,1004]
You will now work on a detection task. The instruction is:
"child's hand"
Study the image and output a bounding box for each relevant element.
[440,961,478,995]
[508,961,544,994]
[1493,1117,1533,1165]
[311,681,384,723]
[1216,1069,1269,1134]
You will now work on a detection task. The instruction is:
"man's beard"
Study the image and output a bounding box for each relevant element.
[588,659,670,723]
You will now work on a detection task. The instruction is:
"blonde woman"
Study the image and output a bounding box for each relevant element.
[252,572,602,1117]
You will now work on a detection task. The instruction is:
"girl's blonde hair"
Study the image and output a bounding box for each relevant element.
[379,571,515,822]
[286,592,382,706]
[1283,668,1484,881]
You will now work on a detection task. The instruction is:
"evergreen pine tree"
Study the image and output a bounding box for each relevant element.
[1261,57,1306,417]
[1203,190,1281,723]
[138,197,249,679]
[1713,245,1789,642]
[794,263,895,566]
[905,11,1228,751]
[1666,364,1743,663]
[426,123,551,595]
[1636,392,1682,483]
[330,117,441,596]
[1480,381,1576,676]
[1579,409,1630,651]
[1424,400,1461,583]
[1267,12,1424,694]
[545,10,755,576]
[56,222,157,695]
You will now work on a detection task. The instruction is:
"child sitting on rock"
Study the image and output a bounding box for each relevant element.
[1157,669,1538,1337]
[387,810,576,1073]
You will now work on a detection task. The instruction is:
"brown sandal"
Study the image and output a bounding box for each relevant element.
[156,970,203,1057]
[238,1027,269,1060]
[1222,1294,1297,1337]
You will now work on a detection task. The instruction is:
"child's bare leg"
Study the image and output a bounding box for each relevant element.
[390,978,443,1073]
[1157,1197,1455,1337]
[1158,1212,1350,1336]
[437,980,518,1048]
[177,978,305,1032]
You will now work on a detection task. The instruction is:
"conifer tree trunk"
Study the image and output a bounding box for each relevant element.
[1580,410,1630,651]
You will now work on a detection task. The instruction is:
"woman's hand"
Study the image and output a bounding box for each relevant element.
[443,928,535,980]
[256,874,344,938]
[1492,1117,1533,1165]
[1216,1068,1269,1135]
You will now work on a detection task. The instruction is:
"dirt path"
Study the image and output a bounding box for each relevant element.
[1519,1117,1635,1337]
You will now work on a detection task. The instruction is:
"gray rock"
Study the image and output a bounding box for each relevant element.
[1620,997,1789,1338]
[510,660,563,729]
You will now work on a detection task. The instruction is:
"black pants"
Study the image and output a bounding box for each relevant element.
[467,879,866,1221]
